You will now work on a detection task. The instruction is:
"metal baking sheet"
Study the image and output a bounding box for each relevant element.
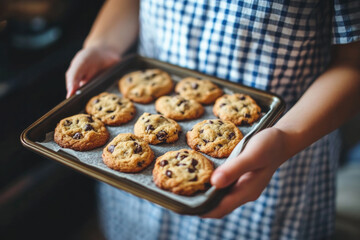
[21,55,285,214]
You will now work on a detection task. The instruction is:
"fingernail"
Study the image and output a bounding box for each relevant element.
[211,171,226,188]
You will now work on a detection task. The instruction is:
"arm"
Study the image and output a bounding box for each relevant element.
[66,0,139,98]
[203,41,360,218]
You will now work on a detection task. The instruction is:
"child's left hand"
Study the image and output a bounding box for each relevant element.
[202,127,288,218]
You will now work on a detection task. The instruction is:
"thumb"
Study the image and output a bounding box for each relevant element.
[211,154,256,189]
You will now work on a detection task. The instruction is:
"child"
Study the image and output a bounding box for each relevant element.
[66,0,360,239]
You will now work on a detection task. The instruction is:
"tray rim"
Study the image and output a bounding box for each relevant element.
[20,54,286,215]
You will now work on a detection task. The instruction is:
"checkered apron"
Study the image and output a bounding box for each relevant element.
[97,1,360,239]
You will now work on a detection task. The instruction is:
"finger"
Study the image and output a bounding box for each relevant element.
[211,154,254,189]
[79,80,87,88]
[66,72,82,98]
[203,169,272,218]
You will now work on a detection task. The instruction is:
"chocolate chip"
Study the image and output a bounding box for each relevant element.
[184,150,189,154]
[192,83,199,89]
[195,144,201,150]
[106,110,114,113]
[129,136,135,141]
[76,119,79,124]
[146,124,155,132]
[191,159,198,167]
[156,130,168,142]
[180,111,185,114]
[176,163,186,166]
[217,132,222,136]
[98,106,102,111]
[87,116,94,123]
[177,100,186,106]
[112,97,117,100]
[151,82,156,86]
[220,103,226,108]
[233,107,239,112]
[145,73,157,80]
[127,77,132,82]
[188,168,195,173]
[203,139,209,144]
[209,87,216,91]
[190,176,198,182]
[238,95,246,100]
[176,152,187,160]
[134,142,142,154]
[166,170,172,178]
[218,144,223,147]
[117,101,122,105]
[157,111,162,114]
[228,132,235,140]
[209,120,214,124]
[145,119,150,123]
[218,120,223,125]
[63,120,72,126]
[245,113,251,118]
[73,132,82,139]
[108,145,115,153]
[199,129,204,133]
[160,160,168,167]
[111,116,115,120]
[94,99,100,104]
[84,124,94,131]
[137,161,143,167]
[130,112,134,116]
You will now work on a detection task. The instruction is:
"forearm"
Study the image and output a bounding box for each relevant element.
[84,0,140,55]
[275,42,360,161]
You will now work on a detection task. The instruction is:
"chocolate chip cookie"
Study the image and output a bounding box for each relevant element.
[134,113,181,145]
[54,114,109,151]
[213,93,261,125]
[186,119,243,158]
[102,133,154,172]
[153,149,214,196]
[155,95,204,121]
[85,92,136,126]
[174,77,223,104]
[118,69,173,103]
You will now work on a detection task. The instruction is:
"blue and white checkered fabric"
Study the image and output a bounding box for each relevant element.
[98,1,360,239]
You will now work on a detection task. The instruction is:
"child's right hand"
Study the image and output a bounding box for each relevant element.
[65,46,120,98]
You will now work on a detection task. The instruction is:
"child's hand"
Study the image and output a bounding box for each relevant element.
[66,46,120,98]
[202,127,288,218]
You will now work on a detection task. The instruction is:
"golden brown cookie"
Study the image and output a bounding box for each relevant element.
[213,93,261,125]
[85,92,136,126]
[102,133,154,172]
[118,69,173,103]
[54,114,109,151]
[134,113,182,145]
[155,95,204,121]
[174,77,223,104]
[153,149,214,196]
[186,119,243,158]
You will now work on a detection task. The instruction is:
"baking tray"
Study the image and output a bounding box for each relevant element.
[20,54,285,215]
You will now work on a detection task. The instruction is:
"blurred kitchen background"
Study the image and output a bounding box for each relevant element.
[0,0,359,239]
